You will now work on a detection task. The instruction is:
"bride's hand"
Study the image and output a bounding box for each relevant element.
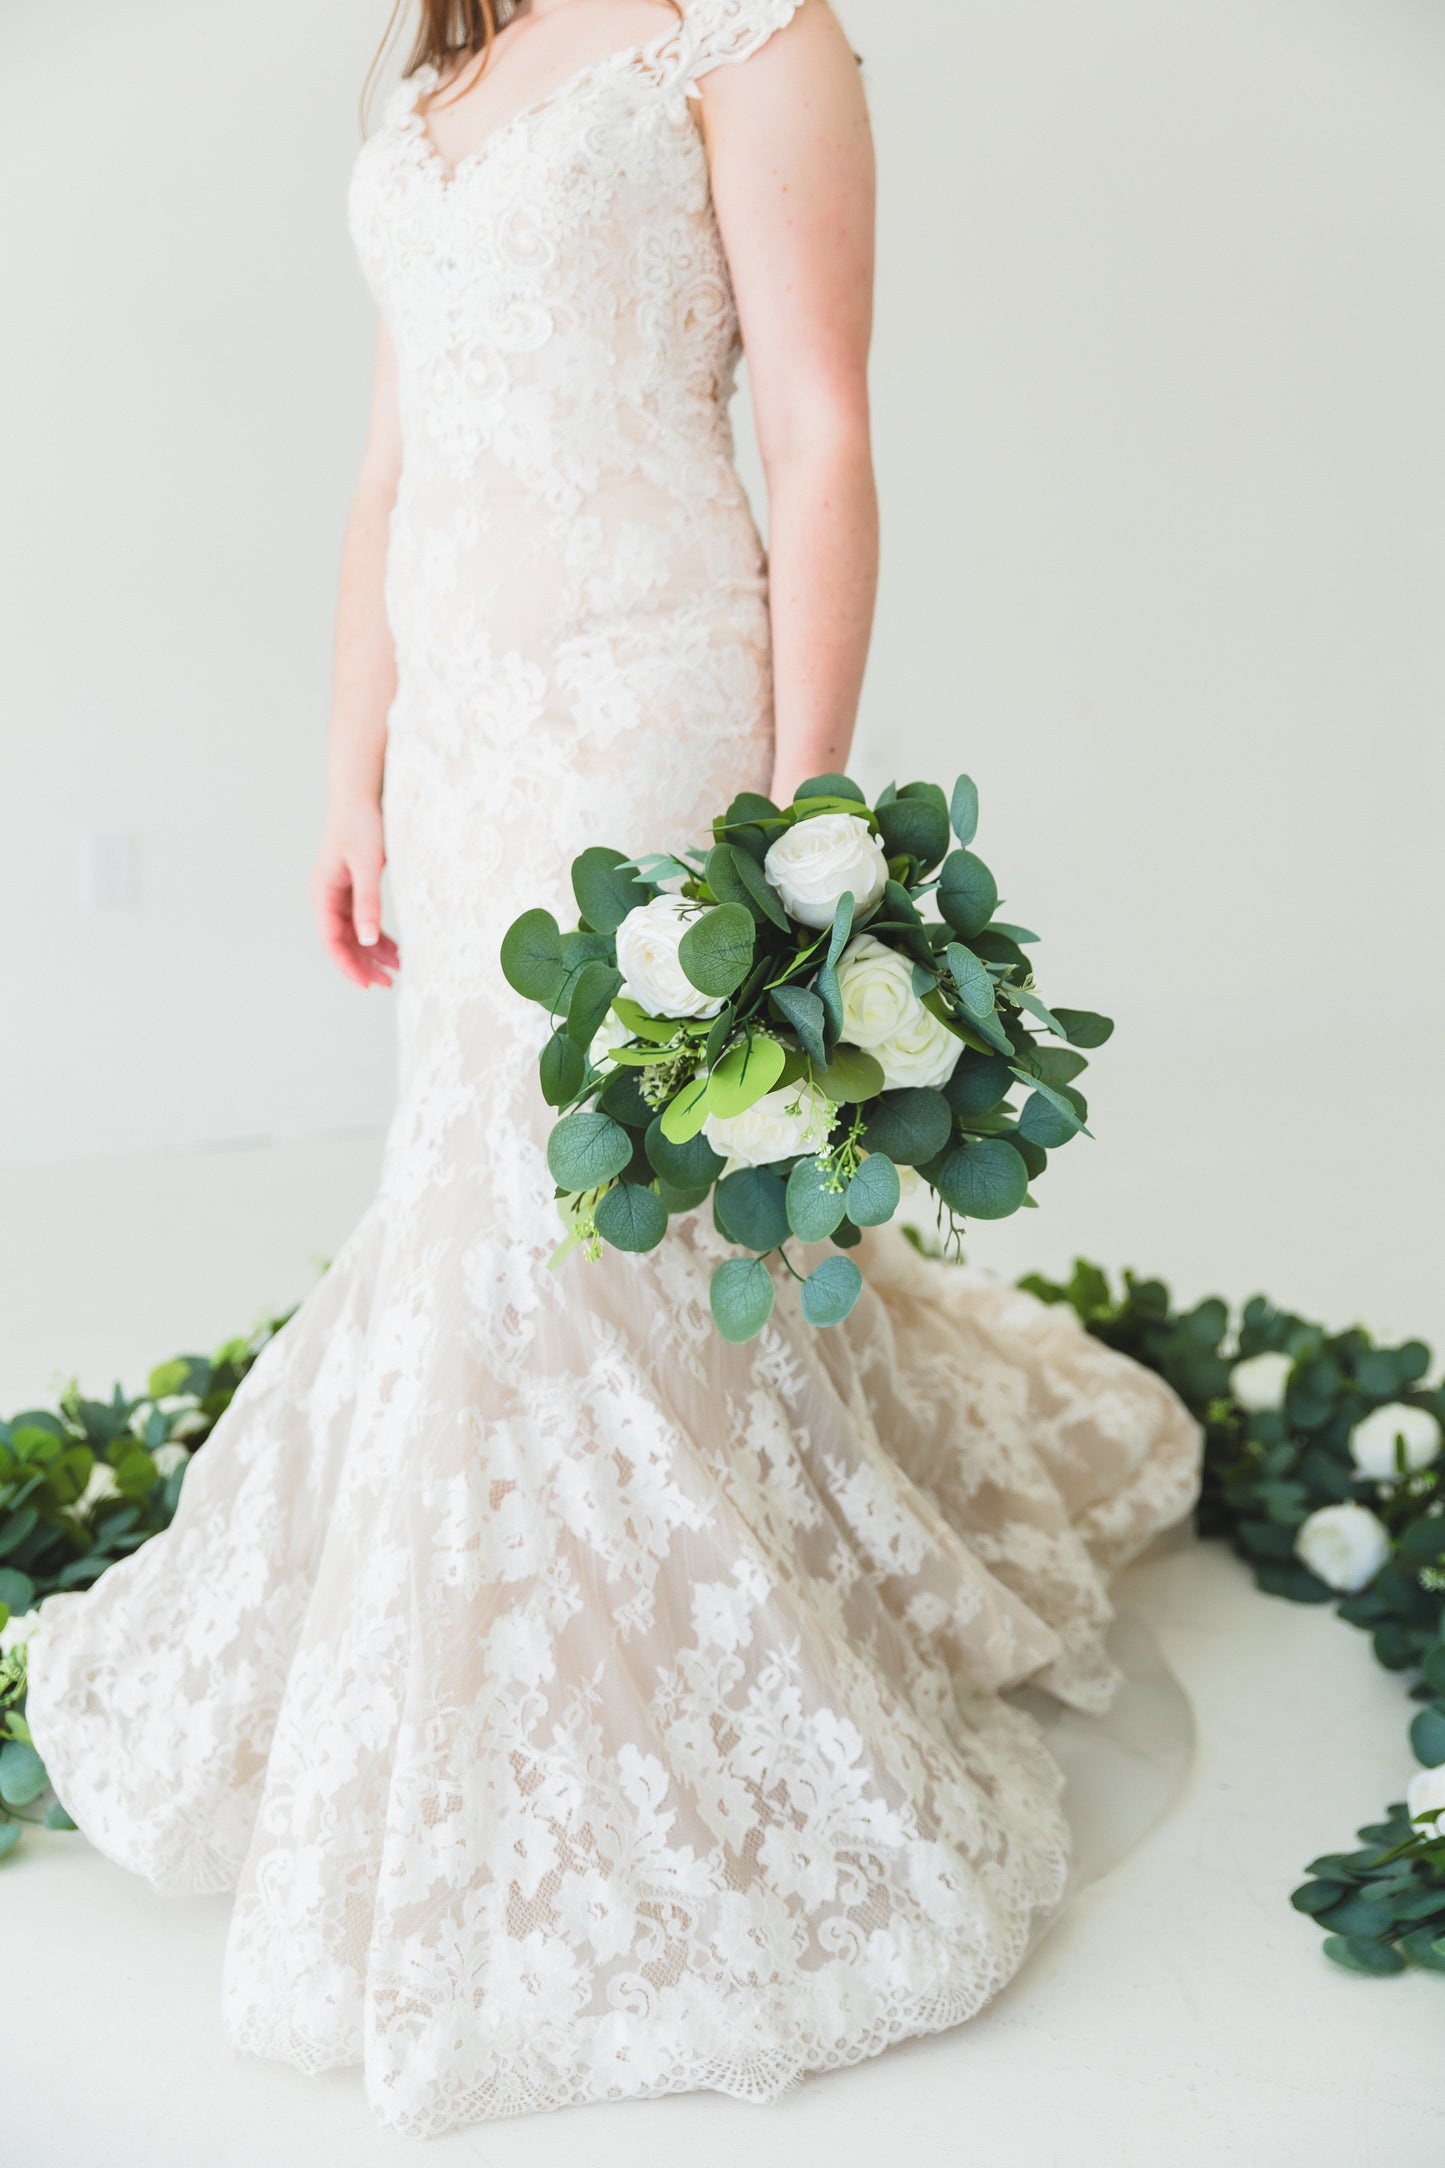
[310,800,399,989]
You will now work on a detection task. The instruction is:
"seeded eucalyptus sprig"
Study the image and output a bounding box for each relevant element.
[500,770,1115,1340]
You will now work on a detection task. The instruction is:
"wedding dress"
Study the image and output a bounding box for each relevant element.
[24,0,1202,2136]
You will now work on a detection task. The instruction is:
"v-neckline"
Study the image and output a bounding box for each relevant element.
[405,22,684,185]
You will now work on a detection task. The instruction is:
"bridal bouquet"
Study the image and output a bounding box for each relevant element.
[501,773,1112,1342]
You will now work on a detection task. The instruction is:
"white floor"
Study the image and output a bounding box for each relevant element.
[3,1139,1443,2165]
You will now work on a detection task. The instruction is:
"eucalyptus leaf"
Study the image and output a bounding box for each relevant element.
[813,1045,885,1105]
[937,851,997,939]
[793,773,867,804]
[786,1158,849,1243]
[565,961,623,1048]
[572,846,649,935]
[546,1111,634,1192]
[658,1074,711,1144]
[0,1739,48,1808]
[1051,1006,1115,1049]
[710,1257,776,1343]
[595,1183,668,1254]
[861,1087,953,1166]
[949,773,979,847]
[825,891,856,967]
[645,1117,725,1190]
[541,1027,589,1101]
[934,1138,1029,1221]
[771,985,829,1067]
[678,903,756,999]
[801,1255,864,1327]
[945,942,996,1018]
[846,1153,900,1227]
[706,1034,787,1118]
[705,841,790,931]
[500,908,566,1006]
[715,1168,791,1253]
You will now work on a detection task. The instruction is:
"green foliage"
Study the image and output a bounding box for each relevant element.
[501,771,1112,1336]
[800,1255,864,1327]
[0,1305,292,1863]
[709,1256,776,1342]
[1022,1256,1445,1981]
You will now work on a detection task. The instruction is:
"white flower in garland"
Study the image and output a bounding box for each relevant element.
[1349,1402,1442,1481]
[763,814,888,929]
[704,1080,835,1171]
[1229,1350,1293,1413]
[1407,1764,1445,1827]
[614,895,724,1020]
[75,1460,121,1520]
[1294,1502,1391,1592]
[151,1442,190,1478]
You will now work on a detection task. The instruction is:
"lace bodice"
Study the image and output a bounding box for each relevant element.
[349,6,793,504]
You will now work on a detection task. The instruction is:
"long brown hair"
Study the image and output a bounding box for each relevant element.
[363,0,682,123]
[363,0,505,123]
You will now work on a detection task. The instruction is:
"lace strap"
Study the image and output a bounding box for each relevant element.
[670,0,807,90]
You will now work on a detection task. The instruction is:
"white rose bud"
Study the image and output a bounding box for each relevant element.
[704,1080,836,1171]
[587,1009,633,1073]
[614,895,724,1020]
[1295,1502,1391,1592]
[763,813,889,930]
[1349,1402,1442,1482]
[151,1442,190,1478]
[1229,1350,1294,1413]
[835,934,918,1048]
[1407,1764,1445,1827]
[0,1608,39,1656]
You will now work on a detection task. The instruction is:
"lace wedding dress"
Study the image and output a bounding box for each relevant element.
[25,0,1202,2136]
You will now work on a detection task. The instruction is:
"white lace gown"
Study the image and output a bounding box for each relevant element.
[24,0,1202,2136]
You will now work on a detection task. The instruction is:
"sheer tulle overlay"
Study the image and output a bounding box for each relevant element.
[25,0,1202,2135]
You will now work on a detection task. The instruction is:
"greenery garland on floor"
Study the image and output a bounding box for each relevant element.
[3,1263,1444,1980]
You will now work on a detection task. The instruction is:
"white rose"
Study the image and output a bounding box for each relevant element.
[704,1080,836,1170]
[0,1608,39,1656]
[1407,1764,1445,1827]
[871,1005,962,1091]
[1229,1350,1293,1413]
[1295,1502,1391,1592]
[763,813,889,930]
[1349,1402,1442,1481]
[587,1009,633,1072]
[614,895,724,1020]
[151,1442,190,1478]
[835,934,918,1047]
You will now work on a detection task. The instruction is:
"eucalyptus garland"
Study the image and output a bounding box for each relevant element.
[1018,1260,1445,1977]
[3,1268,1443,1982]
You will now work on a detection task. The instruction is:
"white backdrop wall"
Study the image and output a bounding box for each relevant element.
[2,0,1443,1332]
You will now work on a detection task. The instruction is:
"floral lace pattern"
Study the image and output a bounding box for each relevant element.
[24,0,1202,2135]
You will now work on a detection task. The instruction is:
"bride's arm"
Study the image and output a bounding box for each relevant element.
[701,0,878,803]
[310,322,403,989]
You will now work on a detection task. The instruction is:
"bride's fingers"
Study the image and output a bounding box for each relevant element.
[349,857,384,948]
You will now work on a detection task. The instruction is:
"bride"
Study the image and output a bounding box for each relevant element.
[24,0,1201,2136]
